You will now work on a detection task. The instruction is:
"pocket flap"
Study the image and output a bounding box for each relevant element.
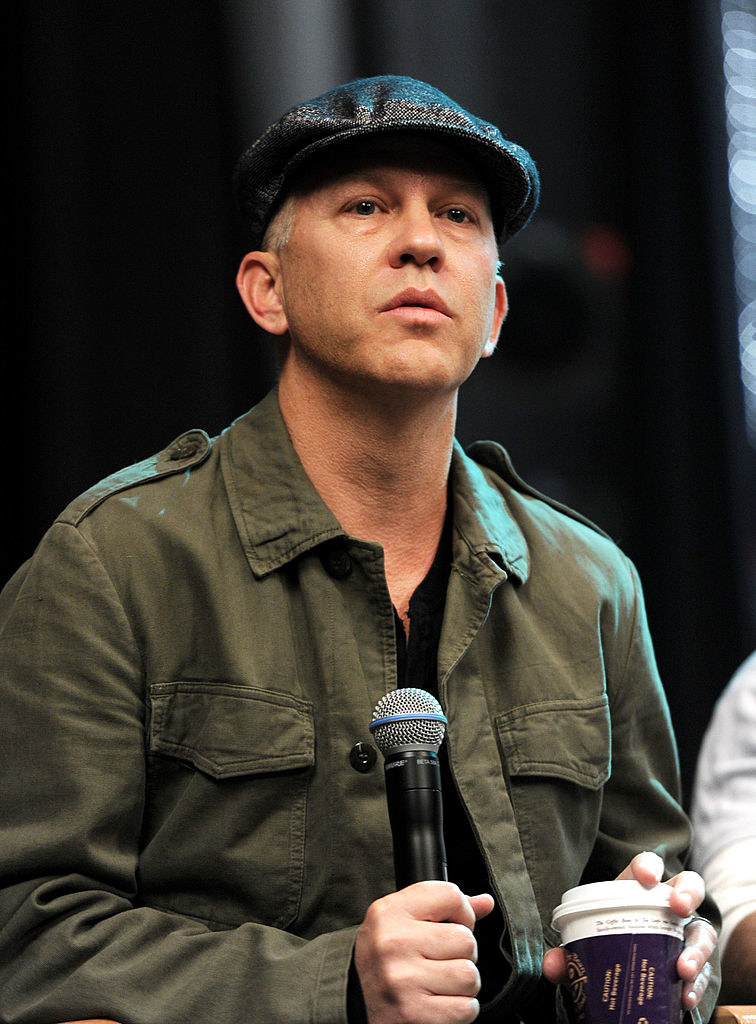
[149,682,315,778]
[495,693,610,789]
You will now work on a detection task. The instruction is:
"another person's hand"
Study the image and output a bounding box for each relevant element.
[354,881,494,1024]
[542,852,718,1012]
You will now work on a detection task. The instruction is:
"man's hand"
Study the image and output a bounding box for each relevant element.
[542,852,718,1012]
[354,881,495,1024]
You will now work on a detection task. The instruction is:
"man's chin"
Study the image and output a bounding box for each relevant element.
[349,349,478,397]
[340,368,470,410]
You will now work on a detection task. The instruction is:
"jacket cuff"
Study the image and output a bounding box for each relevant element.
[313,924,362,1024]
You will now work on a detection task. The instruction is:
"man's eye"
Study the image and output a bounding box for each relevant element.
[353,201,377,216]
[445,208,469,223]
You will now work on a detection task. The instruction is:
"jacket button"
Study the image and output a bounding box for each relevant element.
[167,432,205,460]
[321,543,352,578]
[349,741,377,773]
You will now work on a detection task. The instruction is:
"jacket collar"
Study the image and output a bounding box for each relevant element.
[221,389,529,584]
[449,439,529,585]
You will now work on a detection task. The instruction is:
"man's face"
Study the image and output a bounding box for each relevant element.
[265,136,507,401]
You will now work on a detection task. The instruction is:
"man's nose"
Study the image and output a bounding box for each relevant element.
[387,205,445,269]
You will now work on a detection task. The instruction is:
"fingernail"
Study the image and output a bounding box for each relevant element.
[638,851,663,877]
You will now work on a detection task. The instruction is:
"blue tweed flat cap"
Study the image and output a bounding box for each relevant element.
[234,75,540,249]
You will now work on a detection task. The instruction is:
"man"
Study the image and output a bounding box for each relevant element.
[692,651,756,1002]
[0,76,717,1023]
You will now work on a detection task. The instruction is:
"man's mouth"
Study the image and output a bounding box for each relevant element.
[381,289,452,317]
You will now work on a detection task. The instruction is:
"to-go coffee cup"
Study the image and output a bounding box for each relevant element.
[551,880,686,1024]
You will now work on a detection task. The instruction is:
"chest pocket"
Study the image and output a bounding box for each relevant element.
[144,682,314,930]
[494,693,610,943]
[149,681,314,777]
[495,693,610,788]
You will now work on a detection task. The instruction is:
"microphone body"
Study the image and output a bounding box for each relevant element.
[383,745,447,887]
[370,687,449,889]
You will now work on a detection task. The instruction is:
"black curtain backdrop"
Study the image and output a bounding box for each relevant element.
[6,0,755,804]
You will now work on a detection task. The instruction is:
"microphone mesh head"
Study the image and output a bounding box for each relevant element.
[369,687,447,752]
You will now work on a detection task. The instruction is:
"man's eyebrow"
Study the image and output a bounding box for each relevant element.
[447,179,490,198]
[330,170,489,196]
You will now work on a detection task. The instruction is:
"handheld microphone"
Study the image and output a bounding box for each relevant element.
[369,687,449,889]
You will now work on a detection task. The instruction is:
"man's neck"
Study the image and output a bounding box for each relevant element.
[278,368,456,622]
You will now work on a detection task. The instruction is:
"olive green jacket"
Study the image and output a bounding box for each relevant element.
[0,389,718,1023]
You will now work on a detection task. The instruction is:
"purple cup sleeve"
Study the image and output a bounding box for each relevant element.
[564,931,684,1023]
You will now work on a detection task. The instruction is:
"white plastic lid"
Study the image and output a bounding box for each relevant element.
[551,880,675,930]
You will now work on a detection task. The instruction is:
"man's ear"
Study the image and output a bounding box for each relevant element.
[481,274,508,358]
[235,251,289,336]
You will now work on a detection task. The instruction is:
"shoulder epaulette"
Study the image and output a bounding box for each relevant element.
[60,429,212,527]
[467,439,612,542]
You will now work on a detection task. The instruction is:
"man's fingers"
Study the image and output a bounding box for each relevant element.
[355,884,488,1024]
[542,945,568,983]
[616,855,707,919]
[615,850,664,884]
[679,916,718,979]
[666,870,706,918]
[412,920,479,963]
[399,995,481,1024]
[469,892,495,921]
[683,916,718,957]
[682,958,713,1010]
[394,881,483,928]
[418,956,482,997]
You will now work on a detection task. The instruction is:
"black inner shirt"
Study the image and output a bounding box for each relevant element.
[392,511,510,1007]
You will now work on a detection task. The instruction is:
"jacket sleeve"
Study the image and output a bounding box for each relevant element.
[0,522,356,1024]
[584,554,721,1023]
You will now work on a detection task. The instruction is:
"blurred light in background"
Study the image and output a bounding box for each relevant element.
[722,1,756,446]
